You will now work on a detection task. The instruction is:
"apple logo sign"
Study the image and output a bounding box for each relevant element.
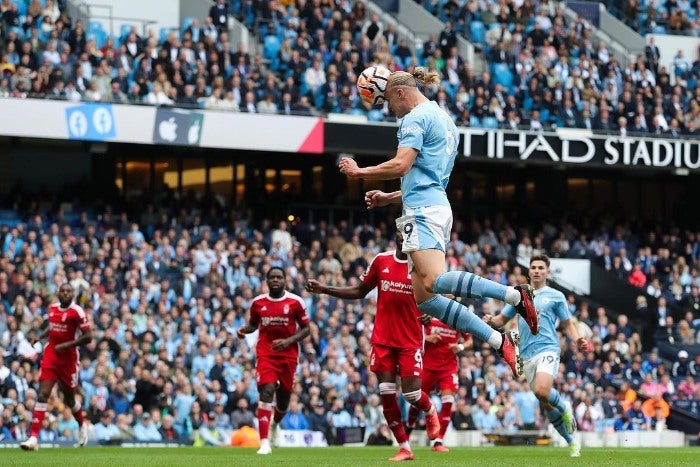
[159,117,178,142]
[188,119,200,145]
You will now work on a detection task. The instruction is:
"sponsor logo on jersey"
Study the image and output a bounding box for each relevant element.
[400,125,422,137]
[380,279,413,294]
[261,316,290,326]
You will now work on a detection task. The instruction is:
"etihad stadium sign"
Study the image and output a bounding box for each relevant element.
[324,123,700,171]
[461,128,700,169]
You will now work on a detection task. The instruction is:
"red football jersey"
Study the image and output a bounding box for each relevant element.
[360,251,423,349]
[250,291,309,361]
[44,302,91,363]
[423,318,468,371]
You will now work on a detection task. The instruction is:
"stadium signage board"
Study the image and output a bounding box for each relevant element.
[461,128,700,170]
[0,99,324,154]
[324,123,700,171]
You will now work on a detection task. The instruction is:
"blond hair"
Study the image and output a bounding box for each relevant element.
[388,67,441,88]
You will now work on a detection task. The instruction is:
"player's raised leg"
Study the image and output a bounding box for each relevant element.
[410,250,523,377]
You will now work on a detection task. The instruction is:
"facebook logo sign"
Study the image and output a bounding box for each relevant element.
[65,104,116,141]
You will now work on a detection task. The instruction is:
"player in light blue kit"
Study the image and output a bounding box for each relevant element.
[484,254,591,457]
[338,67,539,377]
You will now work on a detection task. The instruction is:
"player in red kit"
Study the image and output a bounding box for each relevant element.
[237,267,310,455]
[20,283,93,451]
[306,232,440,462]
[406,316,472,452]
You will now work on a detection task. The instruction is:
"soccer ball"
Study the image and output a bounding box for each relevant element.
[357,65,391,106]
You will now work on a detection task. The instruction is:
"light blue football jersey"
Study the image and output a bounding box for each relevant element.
[396,101,458,209]
[502,286,571,360]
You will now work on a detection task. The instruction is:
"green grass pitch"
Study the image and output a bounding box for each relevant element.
[1,446,698,466]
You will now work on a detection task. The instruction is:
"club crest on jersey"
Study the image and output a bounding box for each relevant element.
[283,304,290,314]
[62,313,67,322]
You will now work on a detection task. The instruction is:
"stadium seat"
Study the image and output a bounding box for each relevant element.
[120,24,132,41]
[652,25,667,34]
[159,27,171,44]
[491,63,513,88]
[482,116,499,129]
[470,115,481,128]
[264,35,281,61]
[368,109,384,122]
[469,21,486,45]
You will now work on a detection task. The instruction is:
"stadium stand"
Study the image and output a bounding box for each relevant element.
[1,0,699,446]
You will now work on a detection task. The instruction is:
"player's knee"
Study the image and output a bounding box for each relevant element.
[534,387,549,401]
[259,388,275,403]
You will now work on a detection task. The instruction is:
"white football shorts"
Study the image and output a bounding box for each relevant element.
[396,205,453,267]
[522,351,560,389]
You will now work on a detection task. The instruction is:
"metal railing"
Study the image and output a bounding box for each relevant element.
[67,0,157,38]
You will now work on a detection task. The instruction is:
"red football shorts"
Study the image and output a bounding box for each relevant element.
[369,344,423,379]
[256,357,297,392]
[39,357,79,390]
[421,367,458,394]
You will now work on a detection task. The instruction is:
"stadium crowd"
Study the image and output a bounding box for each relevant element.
[0,0,699,447]
[0,191,698,445]
[602,0,699,36]
[1,0,699,134]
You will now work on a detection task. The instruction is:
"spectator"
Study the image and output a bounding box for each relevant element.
[158,414,181,442]
[93,411,120,442]
[280,398,310,430]
[133,413,162,441]
[194,412,228,447]
[366,423,393,446]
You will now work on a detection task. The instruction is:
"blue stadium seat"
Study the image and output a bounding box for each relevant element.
[368,109,384,122]
[482,116,499,129]
[264,35,281,62]
[539,108,550,123]
[120,24,132,41]
[491,63,513,88]
[159,27,171,44]
[469,21,486,45]
[182,16,194,30]
[652,25,667,34]
[470,115,481,128]
[16,0,27,16]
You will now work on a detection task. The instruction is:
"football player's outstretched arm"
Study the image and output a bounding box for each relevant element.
[305,279,372,300]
